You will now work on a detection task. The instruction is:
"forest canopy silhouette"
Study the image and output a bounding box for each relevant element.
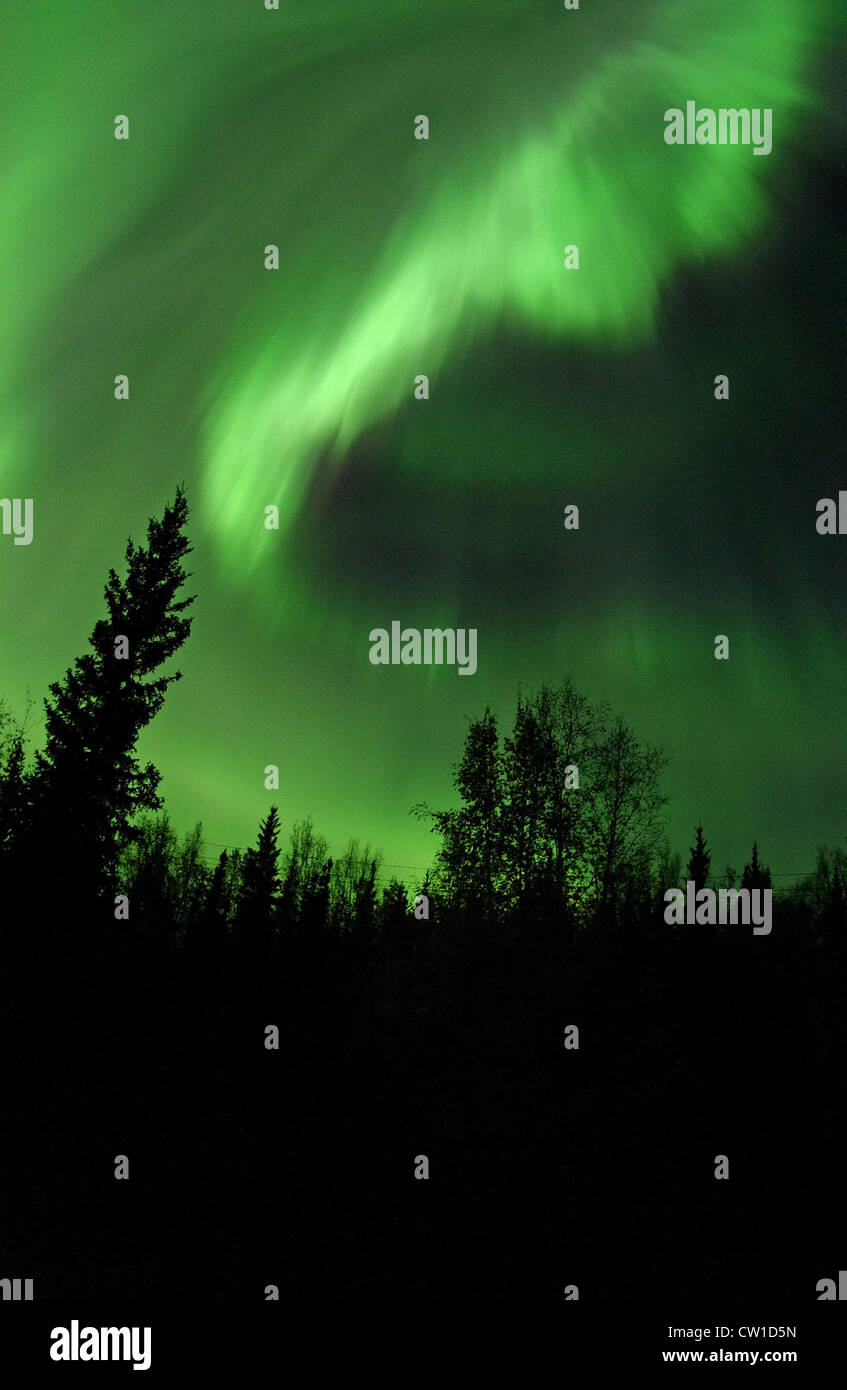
[1,489,844,945]
[1,490,844,1305]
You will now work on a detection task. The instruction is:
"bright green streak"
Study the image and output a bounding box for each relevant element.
[0,0,831,566]
[199,0,825,571]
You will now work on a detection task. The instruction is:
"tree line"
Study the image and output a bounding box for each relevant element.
[1,489,844,1306]
[1,487,844,949]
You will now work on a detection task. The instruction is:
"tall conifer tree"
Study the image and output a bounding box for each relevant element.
[25,487,194,903]
[686,824,711,892]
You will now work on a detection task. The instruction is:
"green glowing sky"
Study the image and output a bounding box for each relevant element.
[1,0,845,883]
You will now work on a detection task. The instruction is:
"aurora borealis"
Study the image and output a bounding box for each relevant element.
[1,0,845,883]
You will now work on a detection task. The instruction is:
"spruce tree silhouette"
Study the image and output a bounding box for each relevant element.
[741,840,772,890]
[686,824,711,892]
[0,702,28,864]
[19,488,195,921]
[192,849,229,956]
[236,805,282,952]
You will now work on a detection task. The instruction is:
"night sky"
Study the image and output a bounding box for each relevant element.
[1,0,845,884]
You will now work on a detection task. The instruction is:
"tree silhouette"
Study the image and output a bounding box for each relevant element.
[501,695,551,909]
[825,865,846,934]
[421,684,669,923]
[580,715,669,909]
[2,541,845,1315]
[300,856,333,937]
[534,680,606,910]
[16,487,194,908]
[0,701,28,865]
[378,878,409,940]
[329,838,382,935]
[422,707,503,917]
[193,849,230,952]
[352,859,378,947]
[686,824,711,892]
[741,841,771,891]
[278,815,329,935]
[236,805,282,949]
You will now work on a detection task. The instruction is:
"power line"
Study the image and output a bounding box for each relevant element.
[202,843,822,875]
